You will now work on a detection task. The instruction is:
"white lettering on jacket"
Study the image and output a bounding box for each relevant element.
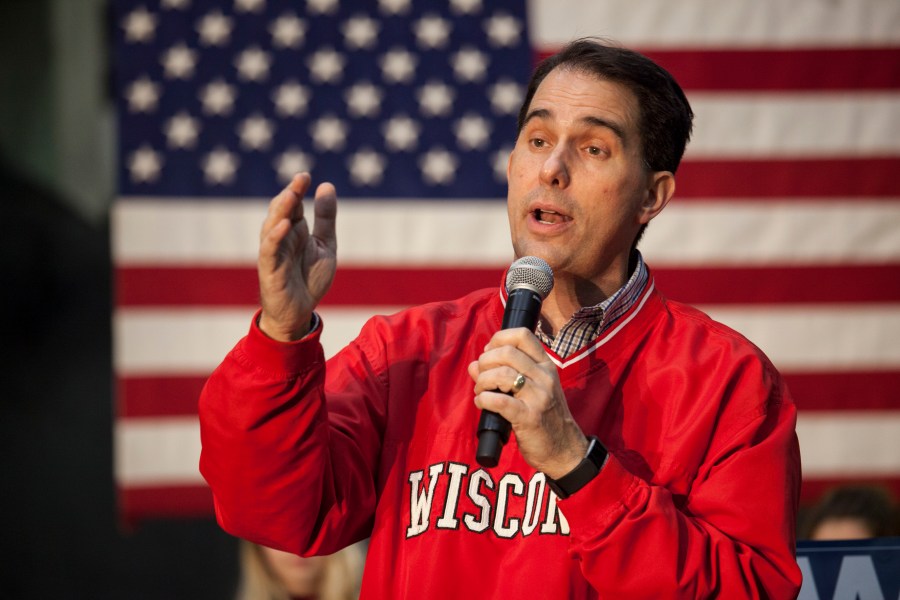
[406,463,444,537]
[405,462,570,539]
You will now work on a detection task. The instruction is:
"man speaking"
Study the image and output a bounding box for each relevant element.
[199,39,802,598]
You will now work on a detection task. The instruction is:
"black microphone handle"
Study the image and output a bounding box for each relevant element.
[475,288,543,468]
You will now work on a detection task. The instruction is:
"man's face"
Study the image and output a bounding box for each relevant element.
[507,67,665,288]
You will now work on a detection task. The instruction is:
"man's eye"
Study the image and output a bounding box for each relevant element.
[587,146,602,156]
[531,139,546,148]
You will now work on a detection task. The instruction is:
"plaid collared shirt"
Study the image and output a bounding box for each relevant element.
[536,252,649,359]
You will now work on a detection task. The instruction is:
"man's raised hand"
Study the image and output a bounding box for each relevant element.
[258,173,337,342]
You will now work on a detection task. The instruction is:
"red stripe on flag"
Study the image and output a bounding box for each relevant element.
[653,265,900,305]
[801,477,900,506]
[115,266,500,307]
[120,371,900,418]
[116,264,900,307]
[677,158,900,199]
[118,485,214,527]
[119,376,209,417]
[534,48,900,91]
[116,266,261,307]
[787,371,900,412]
[115,473,900,517]
[114,468,900,518]
[646,48,900,91]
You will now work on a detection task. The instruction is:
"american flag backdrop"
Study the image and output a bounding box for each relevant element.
[112,0,900,524]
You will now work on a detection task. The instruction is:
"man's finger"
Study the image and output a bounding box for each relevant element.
[476,346,531,381]
[473,365,526,396]
[262,173,310,238]
[311,181,338,252]
[484,328,549,364]
[473,389,524,424]
[259,218,289,267]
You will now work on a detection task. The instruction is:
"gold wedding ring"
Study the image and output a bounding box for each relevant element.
[511,373,527,394]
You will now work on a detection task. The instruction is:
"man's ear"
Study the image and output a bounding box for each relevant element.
[639,171,675,225]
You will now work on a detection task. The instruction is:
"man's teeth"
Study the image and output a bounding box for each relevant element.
[536,209,561,224]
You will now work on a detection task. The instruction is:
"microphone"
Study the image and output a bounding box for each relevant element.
[476,256,554,468]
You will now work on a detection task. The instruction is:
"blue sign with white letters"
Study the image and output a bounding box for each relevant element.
[797,538,900,600]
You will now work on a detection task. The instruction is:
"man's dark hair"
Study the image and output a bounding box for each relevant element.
[517,38,694,175]
[799,485,900,539]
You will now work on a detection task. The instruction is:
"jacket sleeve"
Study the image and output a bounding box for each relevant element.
[198,311,386,556]
[562,362,802,599]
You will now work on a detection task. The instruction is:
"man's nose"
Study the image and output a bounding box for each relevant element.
[539,146,570,188]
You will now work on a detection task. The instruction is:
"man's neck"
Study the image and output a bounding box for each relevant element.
[538,254,634,336]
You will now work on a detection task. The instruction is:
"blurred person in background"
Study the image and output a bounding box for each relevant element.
[236,540,365,600]
[800,485,900,541]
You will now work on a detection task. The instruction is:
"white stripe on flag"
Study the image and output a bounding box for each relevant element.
[687,93,900,158]
[115,417,203,485]
[112,412,900,485]
[114,308,254,376]
[112,199,512,266]
[113,200,900,267]
[797,412,900,476]
[528,0,900,47]
[112,199,270,265]
[114,304,900,375]
[641,201,900,267]
[702,305,900,371]
[113,306,405,375]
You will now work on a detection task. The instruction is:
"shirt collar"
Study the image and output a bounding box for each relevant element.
[536,251,648,351]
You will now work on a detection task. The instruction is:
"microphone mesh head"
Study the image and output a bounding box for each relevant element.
[506,256,554,299]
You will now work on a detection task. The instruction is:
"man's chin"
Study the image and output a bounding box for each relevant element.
[512,241,563,270]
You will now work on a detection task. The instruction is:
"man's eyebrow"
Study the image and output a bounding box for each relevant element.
[521,108,551,128]
[522,108,627,143]
[582,115,626,143]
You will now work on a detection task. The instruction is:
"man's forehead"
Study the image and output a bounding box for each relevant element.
[525,69,638,138]
[532,69,636,112]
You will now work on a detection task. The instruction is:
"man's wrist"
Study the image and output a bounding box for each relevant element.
[257,311,317,342]
[545,436,608,499]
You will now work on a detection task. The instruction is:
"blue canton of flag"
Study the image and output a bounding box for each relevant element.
[115,0,531,198]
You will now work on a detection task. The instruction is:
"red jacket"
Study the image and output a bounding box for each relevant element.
[199,275,802,599]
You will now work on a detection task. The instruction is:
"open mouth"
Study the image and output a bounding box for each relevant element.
[534,208,568,225]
